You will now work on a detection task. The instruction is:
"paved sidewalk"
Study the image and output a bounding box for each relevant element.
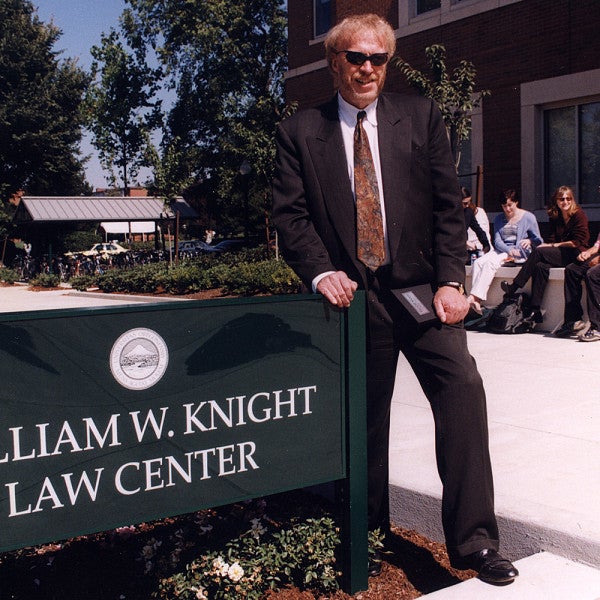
[0,283,185,313]
[389,325,600,597]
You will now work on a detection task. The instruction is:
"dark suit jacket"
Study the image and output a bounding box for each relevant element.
[272,93,467,293]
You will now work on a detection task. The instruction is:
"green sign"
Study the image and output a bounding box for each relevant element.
[0,293,367,593]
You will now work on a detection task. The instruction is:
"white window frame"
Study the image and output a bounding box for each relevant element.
[397,0,524,38]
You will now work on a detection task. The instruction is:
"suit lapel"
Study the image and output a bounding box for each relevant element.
[307,98,358,261]
[306,95,414,272]
[377,96,412,265]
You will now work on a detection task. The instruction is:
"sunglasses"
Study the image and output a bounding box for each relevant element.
[333,50,389,67]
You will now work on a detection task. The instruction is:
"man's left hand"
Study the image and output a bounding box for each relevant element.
[433,286,469,324]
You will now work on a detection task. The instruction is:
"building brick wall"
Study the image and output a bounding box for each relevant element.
[286,0,600,210]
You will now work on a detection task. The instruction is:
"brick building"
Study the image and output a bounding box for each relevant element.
[285,0,600,235]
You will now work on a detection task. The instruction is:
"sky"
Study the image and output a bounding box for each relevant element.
[35,0,138,190]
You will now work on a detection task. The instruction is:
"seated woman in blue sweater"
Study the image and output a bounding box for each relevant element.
[502,186,590,323]
[466,189,543,314]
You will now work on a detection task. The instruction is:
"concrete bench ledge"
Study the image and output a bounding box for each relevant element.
[465,264,587,333]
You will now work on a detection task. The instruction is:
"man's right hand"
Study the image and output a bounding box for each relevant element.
[316,271,358,308]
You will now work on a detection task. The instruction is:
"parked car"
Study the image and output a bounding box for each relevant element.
[177,241,201,254]
[194,240,221,253]
[211,239,247,253]
[177,240,221,256]
[65,242,129,258]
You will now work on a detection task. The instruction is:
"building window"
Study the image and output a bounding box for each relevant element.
[545,101,600,205]
[314,0,331,38]
[416,0,441,15]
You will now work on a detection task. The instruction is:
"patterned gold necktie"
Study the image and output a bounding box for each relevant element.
[354,110,385,270]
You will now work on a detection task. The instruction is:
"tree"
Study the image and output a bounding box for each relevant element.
[122,0,292,237]
[0,0,89,229]
[86,28,162,196]
[392,44,489,169]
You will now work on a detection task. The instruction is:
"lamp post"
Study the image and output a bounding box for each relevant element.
[239,160,252,243]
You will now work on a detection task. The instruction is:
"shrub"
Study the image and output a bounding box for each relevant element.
[0,267,19,284]
[30,273,60,287]
[65,255,301,297]
[70,274,98,291]
[162,263,212,295]
[96,264,165,294]
[155,515,341,600]
[222,260,301,296]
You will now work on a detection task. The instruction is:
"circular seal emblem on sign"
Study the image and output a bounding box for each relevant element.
[110,328,169,390]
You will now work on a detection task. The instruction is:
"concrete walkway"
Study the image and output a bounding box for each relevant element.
[390,325,600,597]
[2,283,599,597]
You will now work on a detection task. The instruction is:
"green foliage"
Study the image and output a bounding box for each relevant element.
[86,28,162,194]
[0,267,19,284]
[67,255,301,297]
[94,262,166,294]
[0,0,90,217]
[69,274,96,291]
[121,0,294,233]
[128,240,155,252]
[155,516,341,600]
[30,272,60,287]
[62,230,102,253]
[222,260,301,296]
[392,44,489,167]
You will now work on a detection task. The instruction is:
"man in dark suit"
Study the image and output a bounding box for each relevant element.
[272,13,518,584]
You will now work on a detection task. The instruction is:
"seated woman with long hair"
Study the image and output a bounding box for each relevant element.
[501,185,590,324]
[466,189,543,314]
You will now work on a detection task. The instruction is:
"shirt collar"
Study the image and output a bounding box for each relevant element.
[337,93,378,128]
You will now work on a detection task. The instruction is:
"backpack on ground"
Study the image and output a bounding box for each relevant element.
[486,293,534,334]
[464,306,493,330]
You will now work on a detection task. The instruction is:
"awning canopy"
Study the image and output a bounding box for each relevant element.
[12,196,198,224]
[100,221,156,234]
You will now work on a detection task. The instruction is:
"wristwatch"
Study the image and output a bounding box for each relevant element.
[438,281,465,295]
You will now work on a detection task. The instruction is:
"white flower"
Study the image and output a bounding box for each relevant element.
[212,556,229,577]
[227,561,244,582]
[190,586,208,600]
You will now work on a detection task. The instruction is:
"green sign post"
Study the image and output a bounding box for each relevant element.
[0,293,367,592]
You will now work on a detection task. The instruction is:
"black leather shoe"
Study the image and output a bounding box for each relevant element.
[464,549,519,584]
[525,308,544,323]
[555,320,587,338]
[500,280,516,297]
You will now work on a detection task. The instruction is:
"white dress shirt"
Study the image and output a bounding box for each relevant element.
[312,94,390,291]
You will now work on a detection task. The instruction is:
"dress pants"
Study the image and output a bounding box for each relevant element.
[365,270,498,559]
[512,246,579,308]
[564,261,600,326]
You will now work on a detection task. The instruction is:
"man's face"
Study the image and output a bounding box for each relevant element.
[330,30,389,109]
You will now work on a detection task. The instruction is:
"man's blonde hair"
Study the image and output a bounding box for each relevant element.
[324,13,396,66]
